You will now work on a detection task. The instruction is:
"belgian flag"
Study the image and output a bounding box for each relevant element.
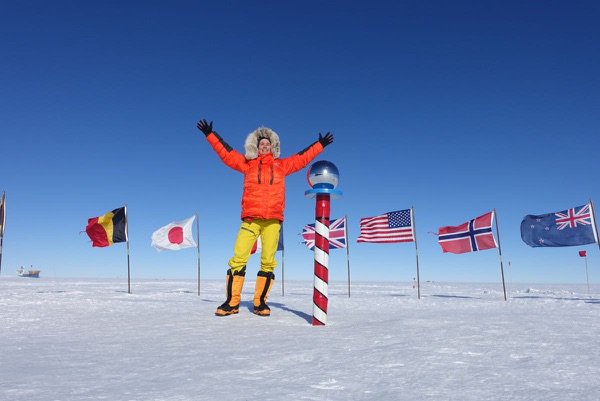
[86,207,128,247]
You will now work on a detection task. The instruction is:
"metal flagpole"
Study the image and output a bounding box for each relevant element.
[196,213,201,296]
[281,247,285,296]
[0,192,5,275]
[412,207,421,300]
[344,215,351,297]
[125,204,131,294]
[583,253,590,295]
[494,208,507,301]
[281,249,285,297]
[589,199,600,252]
[0,225,3,276]
[280,223,285,296]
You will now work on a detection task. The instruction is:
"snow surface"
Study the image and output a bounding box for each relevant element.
[1,278,599,401]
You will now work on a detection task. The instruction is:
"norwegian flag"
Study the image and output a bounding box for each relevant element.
[301,217,347,250]
[438,211,497,254]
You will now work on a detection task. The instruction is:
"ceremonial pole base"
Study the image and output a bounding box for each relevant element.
[311,193,331,326]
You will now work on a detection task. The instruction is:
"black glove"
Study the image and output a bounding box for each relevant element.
[197,119,214,137]
[318,132,334,147]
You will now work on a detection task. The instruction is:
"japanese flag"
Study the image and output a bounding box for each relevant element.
[151,216,197,251]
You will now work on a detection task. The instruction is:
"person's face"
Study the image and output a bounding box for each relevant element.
[258,138,271,155]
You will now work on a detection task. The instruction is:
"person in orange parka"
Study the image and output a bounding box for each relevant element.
[197,118,334,316]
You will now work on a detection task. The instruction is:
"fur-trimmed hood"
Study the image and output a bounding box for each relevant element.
[244,127,281,160]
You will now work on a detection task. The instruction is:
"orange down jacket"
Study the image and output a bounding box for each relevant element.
[206,131,324,222]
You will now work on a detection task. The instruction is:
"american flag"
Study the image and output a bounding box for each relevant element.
[301,217,347,250]
[357,209,414,243]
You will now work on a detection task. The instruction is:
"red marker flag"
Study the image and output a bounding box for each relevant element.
[151,216,197,251]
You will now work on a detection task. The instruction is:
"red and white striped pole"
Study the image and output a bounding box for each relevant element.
[305,160,341,327]
[312,194,331,326]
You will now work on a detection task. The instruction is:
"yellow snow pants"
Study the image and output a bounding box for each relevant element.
[228,219,280,274]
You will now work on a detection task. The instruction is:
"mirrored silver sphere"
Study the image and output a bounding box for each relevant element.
[307,160,339,189]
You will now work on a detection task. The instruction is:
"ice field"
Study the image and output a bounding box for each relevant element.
[1,278,599,401]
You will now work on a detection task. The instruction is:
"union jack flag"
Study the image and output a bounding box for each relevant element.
[301,217,347,250]
[555,204,592,230]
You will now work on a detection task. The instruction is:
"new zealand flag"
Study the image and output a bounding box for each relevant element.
[520,203,598,247]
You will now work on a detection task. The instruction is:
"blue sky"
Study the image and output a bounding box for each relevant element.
[1,1,599,284]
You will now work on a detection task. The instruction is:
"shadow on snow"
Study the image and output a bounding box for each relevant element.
[239,301,312,323]
[430,294,479,299]
[512,295,600,302]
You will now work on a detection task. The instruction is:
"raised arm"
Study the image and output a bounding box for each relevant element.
[197,119,247,172]
[282,131,334,176]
